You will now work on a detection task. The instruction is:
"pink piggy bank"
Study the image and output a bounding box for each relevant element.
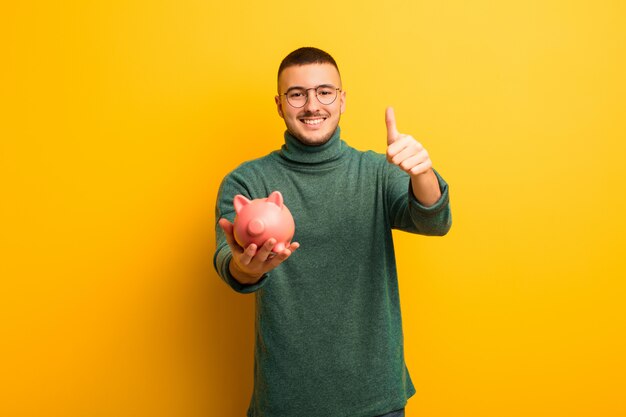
[233,191,295,253]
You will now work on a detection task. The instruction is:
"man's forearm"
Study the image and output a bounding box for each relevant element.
[229,258,264,285]
[410,168,442,207]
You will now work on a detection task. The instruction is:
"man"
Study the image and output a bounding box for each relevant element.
[214,47,451,417]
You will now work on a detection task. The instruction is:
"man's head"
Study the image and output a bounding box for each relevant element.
[275,47,346,146]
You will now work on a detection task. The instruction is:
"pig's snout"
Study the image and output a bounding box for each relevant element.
[247,219,265,236]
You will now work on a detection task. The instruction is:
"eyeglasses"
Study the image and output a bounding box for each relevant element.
[279,85,341,108]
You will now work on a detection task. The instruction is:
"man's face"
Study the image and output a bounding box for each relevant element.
[275,63,346,146]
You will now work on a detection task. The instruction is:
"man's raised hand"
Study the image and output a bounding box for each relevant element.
[385,106,433,177]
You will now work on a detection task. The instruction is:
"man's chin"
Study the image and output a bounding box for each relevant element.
[291,129,336,146]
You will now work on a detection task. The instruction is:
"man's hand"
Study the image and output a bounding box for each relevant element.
[385,106,433,176]
[385,106,441,206]
[218,218,300,285]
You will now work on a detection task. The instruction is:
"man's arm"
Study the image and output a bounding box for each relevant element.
[385,106,442,207]
[213,175,300,291]
[383,106,451,236]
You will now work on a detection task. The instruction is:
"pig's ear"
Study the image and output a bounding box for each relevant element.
[267,191,284,208]
[233,195,251,214]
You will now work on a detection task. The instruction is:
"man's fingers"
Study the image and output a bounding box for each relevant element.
[269,242,300,267]
[409,159,433,176]
[399,154,424,171]
[394,142,426,166]
[387,135,415,163]
[385,106,399,145]
[237,238,300,272]
[255,238,277,263]
[240,243,258,266]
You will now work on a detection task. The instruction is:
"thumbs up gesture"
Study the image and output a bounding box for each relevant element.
[385,106,442,206]
[385,106,433,177]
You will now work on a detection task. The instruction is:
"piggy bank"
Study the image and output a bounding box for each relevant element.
[233,191,295,253]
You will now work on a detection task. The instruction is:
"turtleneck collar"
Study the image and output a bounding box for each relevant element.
[279,127,345,164]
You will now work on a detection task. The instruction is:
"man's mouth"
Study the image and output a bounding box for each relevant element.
[298,114,328,126]
[300,118,326,125]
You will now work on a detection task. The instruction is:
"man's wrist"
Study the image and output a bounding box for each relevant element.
[229,258,264,285]
[410,168,441,207]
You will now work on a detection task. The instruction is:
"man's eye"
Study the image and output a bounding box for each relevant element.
[317,89,333,96]
[289,91,304,98]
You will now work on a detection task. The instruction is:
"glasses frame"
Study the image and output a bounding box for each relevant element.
[279,86,342,108]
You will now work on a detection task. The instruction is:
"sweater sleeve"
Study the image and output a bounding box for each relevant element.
[385,163,452,236]
[213,171,271,294]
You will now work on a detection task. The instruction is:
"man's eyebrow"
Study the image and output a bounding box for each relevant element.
[285,86,304,93]
[285,84,336,92]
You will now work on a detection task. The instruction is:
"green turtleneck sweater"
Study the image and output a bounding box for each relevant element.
[214,127,451,417]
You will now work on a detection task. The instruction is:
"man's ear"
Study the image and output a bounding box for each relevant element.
[340,90,346,114]
[275,95,284,118]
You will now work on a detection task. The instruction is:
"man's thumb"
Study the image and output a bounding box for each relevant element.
[218,218,234,235]
[385,106,399,145]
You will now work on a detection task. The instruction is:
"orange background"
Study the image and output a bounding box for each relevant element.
[2,1,625,416]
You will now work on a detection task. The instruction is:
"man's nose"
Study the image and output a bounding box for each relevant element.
[302,89,320,112]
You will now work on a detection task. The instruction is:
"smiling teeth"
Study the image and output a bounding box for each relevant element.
[302,119,324,125]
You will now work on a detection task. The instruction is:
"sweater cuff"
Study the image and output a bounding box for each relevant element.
[221,253,270,294]
[408,169,450,214]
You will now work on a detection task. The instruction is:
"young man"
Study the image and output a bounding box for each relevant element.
[214,47,452,417]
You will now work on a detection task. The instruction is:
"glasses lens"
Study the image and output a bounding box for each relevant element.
[286,89,307,108]
[316,86,337,105]
[285,87,338,107]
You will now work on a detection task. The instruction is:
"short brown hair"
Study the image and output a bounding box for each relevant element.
[277,47,340,82]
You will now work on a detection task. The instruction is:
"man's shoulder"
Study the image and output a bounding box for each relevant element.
[224,151,280,177]
[217,152,281,202]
